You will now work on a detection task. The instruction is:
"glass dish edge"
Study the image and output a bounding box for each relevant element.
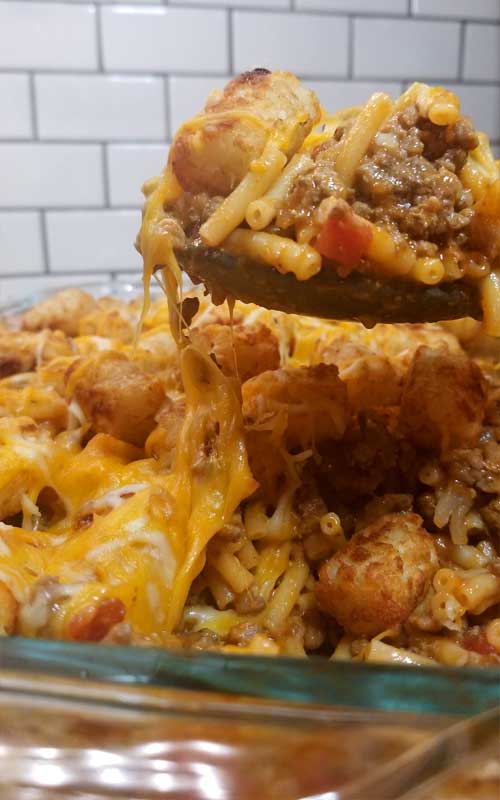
[0,278,498,718]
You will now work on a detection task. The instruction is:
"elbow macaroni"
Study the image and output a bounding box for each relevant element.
[335,92,394,187]
[2,279,500,663]
[200,141,287,248]
[411,257,445,285]
[246,153,314,231]
[366,225,416,276]
[223,229,322,281]
[140,77,499,317]
[481,270,500,337]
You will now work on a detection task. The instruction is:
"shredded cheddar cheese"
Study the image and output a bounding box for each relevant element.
[0,328,255,640]
[1,69,500,669]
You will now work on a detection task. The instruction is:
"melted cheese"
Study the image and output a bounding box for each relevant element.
[164,346,257,629]
[132,105,263,635]
[139,164,183,334]
[0,342,256,638]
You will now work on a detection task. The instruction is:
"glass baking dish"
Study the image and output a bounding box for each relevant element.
[0,281,499,799]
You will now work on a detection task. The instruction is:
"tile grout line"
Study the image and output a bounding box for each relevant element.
[101,143,111,207]
[227,9,234,75]
[458,20,467,81]
[127,5,500,23]
[1,1,500,296]
[95,4,104,72]
[28,73,38,139]
[1,69,498,86]
[0,69,500,86]
[0,0,499,22]
[164,75,172,141]
[0,206,145,212]
[39,210,50,273]
[347,16,354,80]
[0,138,173,146]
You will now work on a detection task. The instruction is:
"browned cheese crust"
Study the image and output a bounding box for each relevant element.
[0,330,73,378]
[69,352,165,447]
[190,321,280,382]
[242,363,349,450]
[170,69,320,195]
[22,289,97,337]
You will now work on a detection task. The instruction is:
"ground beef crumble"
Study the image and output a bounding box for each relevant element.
[277,103,479,259]
[353,106,478,252]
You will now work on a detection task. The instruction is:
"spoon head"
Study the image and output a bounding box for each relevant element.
[180,243,482,325]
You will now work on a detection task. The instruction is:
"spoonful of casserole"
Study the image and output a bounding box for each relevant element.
[138,69,500,331]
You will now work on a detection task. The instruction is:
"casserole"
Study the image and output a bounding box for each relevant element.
[0,281,498,799]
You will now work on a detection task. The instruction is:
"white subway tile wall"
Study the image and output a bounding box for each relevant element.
[46,210,141,271]
[175,0,289,6]
[35,75,167,140]
[0,212,44,274]
[464,23,500,81]
[101,7,228,73]
[306,80,404,110]
[0,75,32,139]
[297,0,407,12]
[107,144,168,206]
[233,12,349,76]
[0,144,104,208]
[0,0,498,300]
[0,3,97,70]
[412,0,500,21]
[354,18,461,79]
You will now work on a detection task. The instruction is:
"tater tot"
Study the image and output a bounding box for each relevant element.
[190,322,280,382]
[78,297,137,344]
[399,346,486,451]
[316,512,438,637]
[339,355,401,412]
[0,333,38,377]
[170,69,320,195]
[21,289,96,337]
[375,323,462,365]
[145,397,185,469]
[316,323,462,381]
[0,385,68,433]
[0,417,46,520]
[242,363,349,449]
[69,352,165,447]
[315,335,371,372]
[0,330,73,378]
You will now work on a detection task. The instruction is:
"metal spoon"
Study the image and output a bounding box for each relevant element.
[180,242,482,324]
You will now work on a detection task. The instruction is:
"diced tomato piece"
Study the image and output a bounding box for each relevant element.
[315,203,373,268]
[462,630,496,656]
[68,597,126,642]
